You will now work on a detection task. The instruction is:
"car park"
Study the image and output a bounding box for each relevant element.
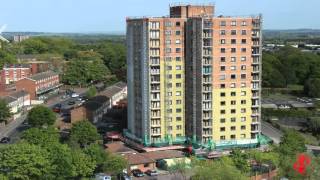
[68,101,76,105]
[52,104,62,113]
[71,93,79,98]
[117,173,132,180]
[145,170,158,176]
[95,173,111,180]
[131,169,144,177]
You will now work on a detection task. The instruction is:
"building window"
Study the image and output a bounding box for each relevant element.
[231,48,236,53]
[241,108,246,113]
[220,66,226,71]
[176,39,181,44]
[176,83,181,87]
[241,91,246,96]
[231,57,236,62]
[241,65,246,70]
[220,101,226,106]
[231,21,237,26]
[241,117,246,122]
[230,66,236,71]
[241,48,247,53]
[220,84,226,88]
[241,125,246,130]
[220,75,226,80]
[241,134,246,139]
[220,127,226,132]
[166,48,171,53]
[176,117,182,121]
[176,48,181,53]
[220,39,226,44]
[241,57,246,61]
[165,57,172,61]
[231,100,236,105]
[241,39,247,44]
[241,83,246,87]
[165,40,171,44]
[165,30,171,35]
[220,118,226,123]
[231,92,236,96]
[231,109,236,114]
[176,21,181,26]
[176,100,182,104]
[220,92,226,97]
[176,91,181,96]
[176,31,181,35]
[176,74,181,79]
[220,110,226,114]
[241,21,247,26]
[176,65,182,70]
[231,117,236,122]
[165,21,172,27]
[231,30,237,35]
[177,125,182,130]
[176,108,182,113]
[231,126,236,131]
[220,21,226,26]
[230,83,236,88]
[220,57,226,62]
[241,74,247,79]
[241,30,247,35]
[231,39,236,44]
[220,30,226,35]
[220,136,226,140]
[231,135,236,139]
[231,74,236,79]
[176,57,181,61]
[241,100,246,105]
[221,48,226,53]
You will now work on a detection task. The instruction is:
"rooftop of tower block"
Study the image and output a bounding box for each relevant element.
[169,3,215,18]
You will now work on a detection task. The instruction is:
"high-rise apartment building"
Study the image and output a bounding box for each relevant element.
[126,4,262,149]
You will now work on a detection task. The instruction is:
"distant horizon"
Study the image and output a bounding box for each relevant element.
[1,0,320,32]
[3,28,320,35]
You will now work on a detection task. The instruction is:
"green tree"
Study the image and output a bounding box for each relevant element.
[27,105,56,127]
[307,117,320,135]
[0,143,53,180]
[86,86,97,98]
[304,78,320,98]
[192,157,247,180]
[69,121,100,148]
[278,129,306,157]
[102,153,127,175]
[0,99,12,123]
[22,127,60,146]
[21,38,49,54]
[230,149,251,174]
[168,159,190,180]
[71,150,96,178]
[83,144,108,171]
[0,49,17,68]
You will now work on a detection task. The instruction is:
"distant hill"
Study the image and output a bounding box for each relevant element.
[263,29,320,41]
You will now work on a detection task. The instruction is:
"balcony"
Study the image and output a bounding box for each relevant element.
[150,69,160,75]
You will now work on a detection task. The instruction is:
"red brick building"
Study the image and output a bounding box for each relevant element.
[15,71,62,100]
[0,64,31,85]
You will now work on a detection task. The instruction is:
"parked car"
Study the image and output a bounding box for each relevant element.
[0,137,10,144]
[131,169,144,177]
[145,170,158,176]
[68,101,75,105]
[117,173,132,180]
[52,104,62,113]
[95,173,111,180]
[71,93,79,98]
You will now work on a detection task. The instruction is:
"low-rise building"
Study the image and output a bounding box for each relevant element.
[124,153,156,172]
[15,71,62,100]
[100,82,127,106]
[13,35,30,43]
[71,95,110,123]
[1,90,30,114]
[0,64,31,85]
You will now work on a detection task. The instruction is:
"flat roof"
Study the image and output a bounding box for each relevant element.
[27,71,58,81]
[124,153,155,165]
[105,142,137,154]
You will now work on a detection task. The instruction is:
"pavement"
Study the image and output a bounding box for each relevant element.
[133,173,190,180]
[261,121,283,144]
[0,114,28,140]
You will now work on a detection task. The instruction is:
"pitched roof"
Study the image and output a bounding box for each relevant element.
[124,153,155,165]
[9,90,29,99]
[143,150,185,160]
[28,71,58,81]
[105,142,137,154]
[100,86,123,98]
[113,81,127,89]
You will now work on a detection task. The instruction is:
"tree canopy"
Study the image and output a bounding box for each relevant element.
[27,105,56,127]
[0,99,12,123]
[69,121,101,148]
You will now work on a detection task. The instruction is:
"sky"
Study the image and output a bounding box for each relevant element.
[0,0,319,33]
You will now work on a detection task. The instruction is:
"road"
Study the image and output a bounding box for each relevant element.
[133,173,191,180]
[0,88,88,141]
[261,121,283,144]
